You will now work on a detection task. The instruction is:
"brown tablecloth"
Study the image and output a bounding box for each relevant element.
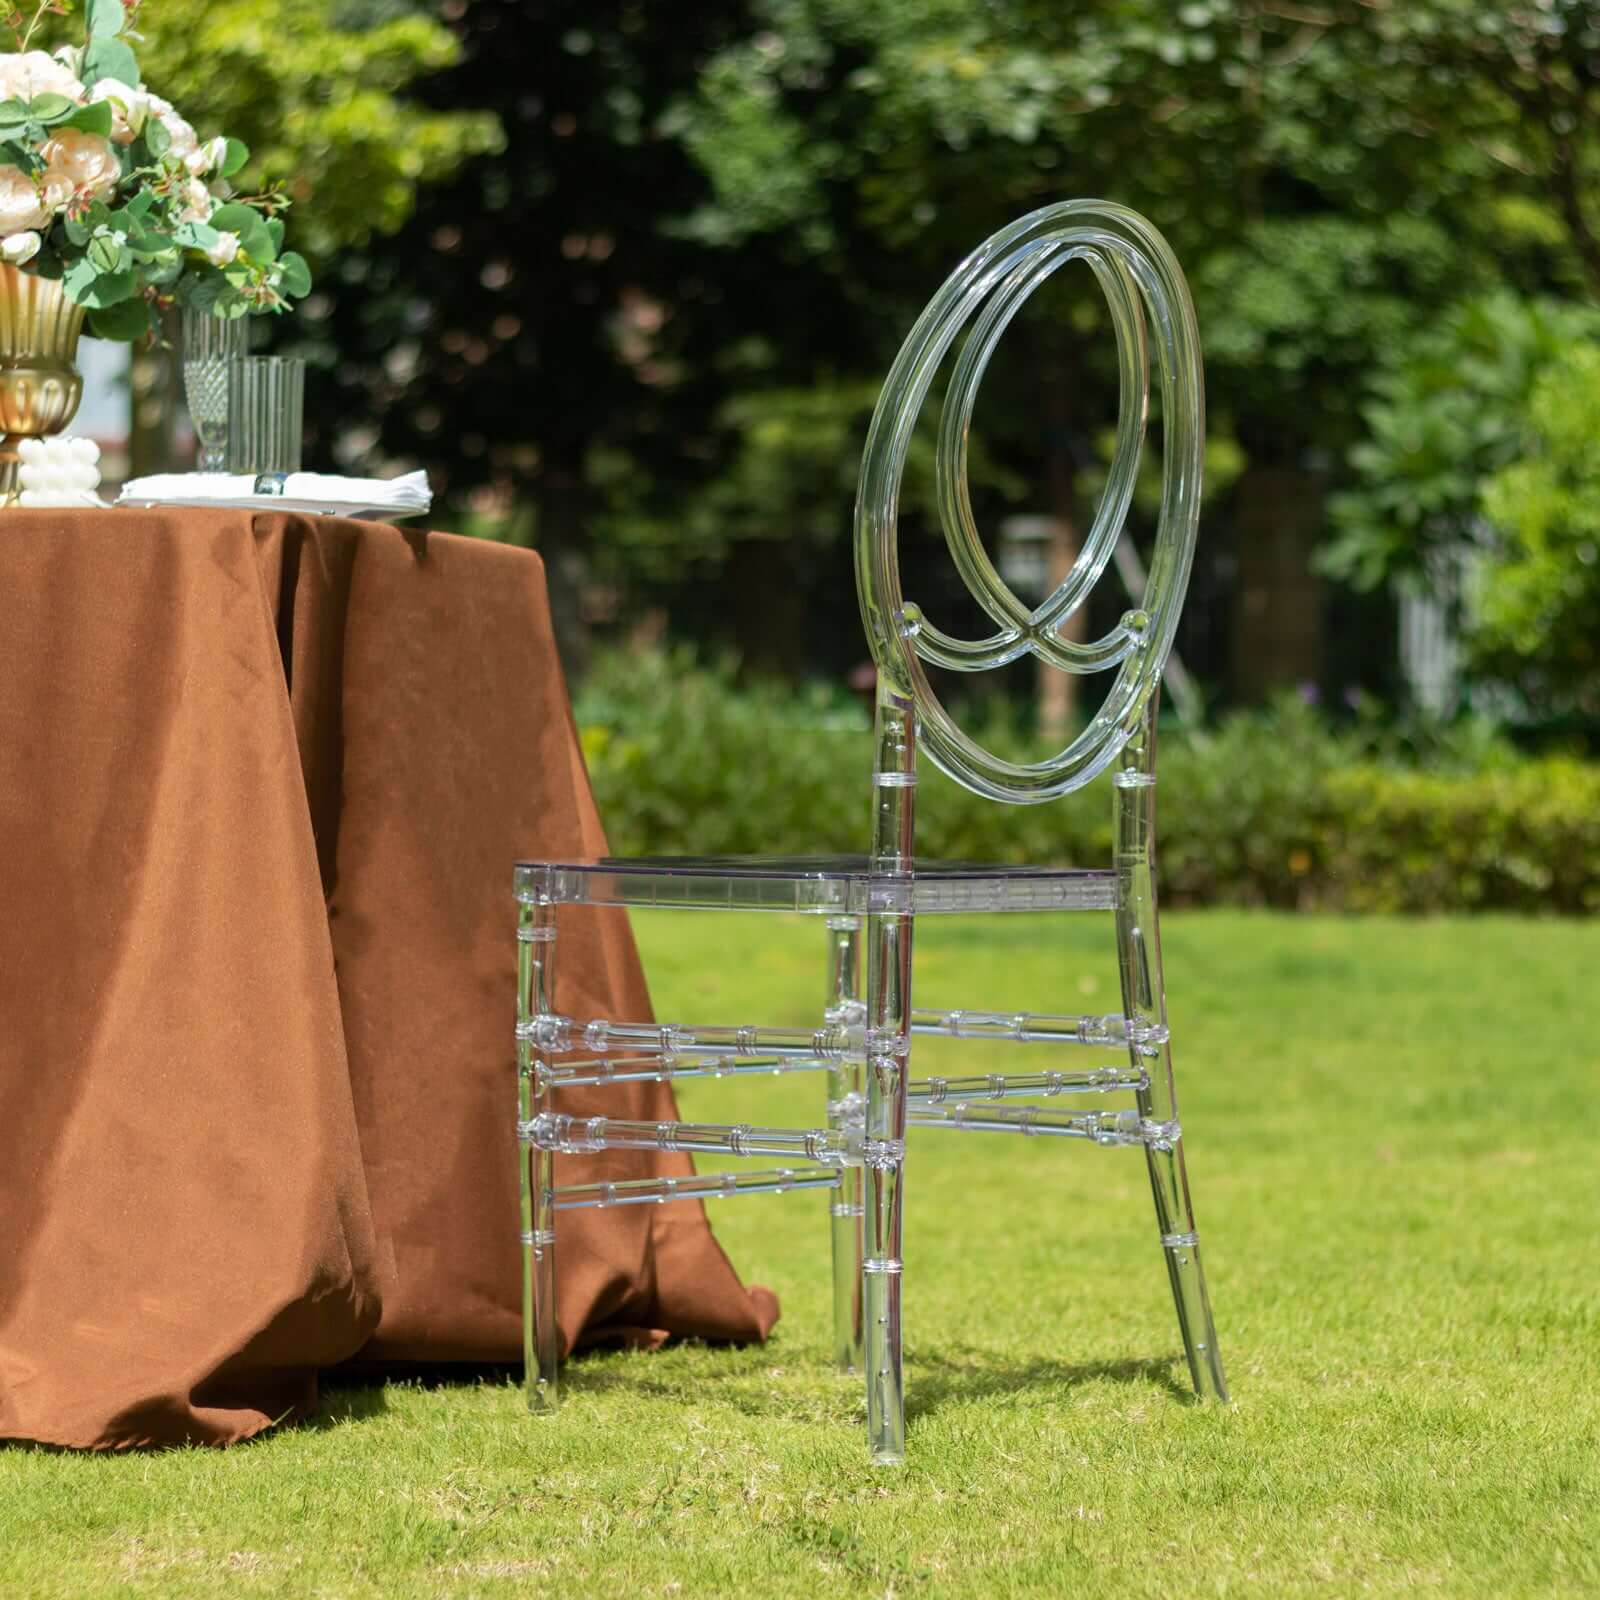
[0,509,777,1450]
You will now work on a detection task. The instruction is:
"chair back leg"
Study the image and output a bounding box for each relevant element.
[1113,698,1228,1402]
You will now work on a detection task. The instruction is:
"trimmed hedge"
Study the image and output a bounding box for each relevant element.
[1320,762,1600,914]
[577,651,1600,915]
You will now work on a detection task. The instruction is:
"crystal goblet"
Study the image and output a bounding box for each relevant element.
[180,308,247,474]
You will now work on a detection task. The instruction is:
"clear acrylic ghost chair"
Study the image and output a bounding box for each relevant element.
[516,199,1228,1466]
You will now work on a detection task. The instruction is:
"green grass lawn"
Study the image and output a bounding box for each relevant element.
[4,911,1597,1598]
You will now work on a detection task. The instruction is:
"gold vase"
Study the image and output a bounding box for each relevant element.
[0,264,87,502]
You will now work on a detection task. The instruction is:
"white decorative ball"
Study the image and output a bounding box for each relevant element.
[14,433,106,507]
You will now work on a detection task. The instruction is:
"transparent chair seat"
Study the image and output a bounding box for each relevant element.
[515,856,1117,916]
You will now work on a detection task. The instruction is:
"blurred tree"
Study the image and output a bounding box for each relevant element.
[302,0,1600,699]
[659,0,1475,696]
[140,0,502,260]
[1338,0,1600,300]
[1324,295,1600,716]
[1324,294,1600,591]
[81,0,501,474]
[657,0,1600,697]
[1474,344,1600,712]
[297,0,871,670]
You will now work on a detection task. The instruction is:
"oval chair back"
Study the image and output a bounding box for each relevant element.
[855,199,1203,805]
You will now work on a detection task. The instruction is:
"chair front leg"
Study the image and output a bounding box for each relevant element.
[826,915,865,1376]
[518,889,561,1413]
[1113,697,1228,1403]
[863,913,910,1466]
[864,685,916,1465]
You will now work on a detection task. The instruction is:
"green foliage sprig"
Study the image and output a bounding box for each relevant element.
[0,0,310,339]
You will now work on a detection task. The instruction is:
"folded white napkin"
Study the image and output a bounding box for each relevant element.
[119,469,432,509]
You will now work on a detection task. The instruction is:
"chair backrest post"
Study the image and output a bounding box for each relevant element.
[854,200,1203,812]
[870,682,918,872]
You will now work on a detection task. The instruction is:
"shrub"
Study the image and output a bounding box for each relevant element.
[1322,761,1600,915]
[576,650,1600,915]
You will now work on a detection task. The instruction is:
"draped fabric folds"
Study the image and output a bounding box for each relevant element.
[0,510,777,1450]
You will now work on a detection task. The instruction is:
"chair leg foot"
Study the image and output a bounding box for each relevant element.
[526,1206,560,1414]
[864,1263,905,1466]
[1150,1174,1228,1403]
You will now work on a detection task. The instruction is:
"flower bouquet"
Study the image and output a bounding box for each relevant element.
[0,0,310,341]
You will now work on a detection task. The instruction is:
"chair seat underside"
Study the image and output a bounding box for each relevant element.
[514,856,1118,916]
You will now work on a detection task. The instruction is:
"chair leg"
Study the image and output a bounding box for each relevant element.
[826,916,865,1376]
[1113,700,1228,1403]
[863,687,916,1465]
[518,891,561,1413]
[862,964,909,1465]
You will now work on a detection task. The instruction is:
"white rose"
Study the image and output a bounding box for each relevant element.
[159,109,199,161]
[186,135,229,178]
[89,78,150,144]
[0,50,86,105]
[40,129,120,204]
[37,170,74,214]
[204,231,240,267]
[0,165,51,236]
[1,230,41,265]
[174,176,213,224]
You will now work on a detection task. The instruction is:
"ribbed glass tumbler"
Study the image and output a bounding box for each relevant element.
[225,356,305,476]
[180,309,247,474]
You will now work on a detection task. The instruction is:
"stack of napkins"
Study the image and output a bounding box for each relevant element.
[119,469,432,516]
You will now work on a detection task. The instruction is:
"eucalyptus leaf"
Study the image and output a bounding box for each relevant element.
[0,99,25,122]
[82,37,140,91]
[122,218,167,252]
[25,94,75,124]
[88,298,152,342]
[173,222,222,251]
[186,273,224,312]
[209,202,275,263]
[62,258,137,308]
[143,116,170,158]
[62,101,115,139]
[276,252,312,299]
[87,234,125,274]
[222,138,249,179]
[87,0,126,39]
